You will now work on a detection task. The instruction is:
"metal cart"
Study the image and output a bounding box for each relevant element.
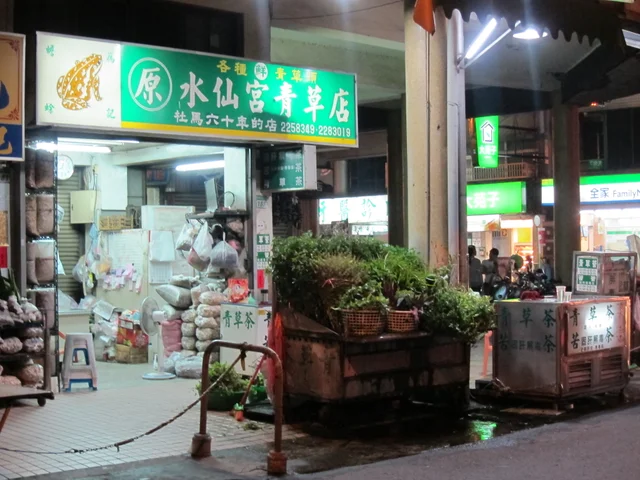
[493,296,630,404]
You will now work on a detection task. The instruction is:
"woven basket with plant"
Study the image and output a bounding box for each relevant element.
[336,281,387,337]
[387,310,418,333]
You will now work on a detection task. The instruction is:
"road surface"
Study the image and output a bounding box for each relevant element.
[306,405,640,480]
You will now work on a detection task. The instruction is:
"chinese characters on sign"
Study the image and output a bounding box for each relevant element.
[495,302,558,391]
[0,33,25,161]
[220,304,272,373]
[466,181,526,216]
[575,256,599,293]
[36,33,358,147]
[541,174,640,206]
[566,301,624,355]
[475,115,499,168]
[259,145,317,192]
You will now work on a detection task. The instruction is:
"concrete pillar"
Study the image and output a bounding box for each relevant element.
[387,99,407,247]
[404,3,465,272]
[552,93,581,286]
[242,0,271,61]
[447,10,467,284]
[0,0,13,31]
[333,160,349,196]
[404,1,449,266]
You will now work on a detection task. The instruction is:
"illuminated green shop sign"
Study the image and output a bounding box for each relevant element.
[467,181,526,215]
[475,115,499,168]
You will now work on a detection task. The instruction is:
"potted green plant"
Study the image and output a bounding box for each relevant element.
[336,281,388,337]
[196,362,249,411]
[422,284,495,343]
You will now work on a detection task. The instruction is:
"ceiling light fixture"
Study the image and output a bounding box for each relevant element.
[57,137,140,146]
[35,142,112,154]
[464,18,498,60]
[513,28,549,40]
[175,160,225,172]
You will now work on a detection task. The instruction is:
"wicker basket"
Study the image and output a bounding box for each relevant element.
[340,310,385,337]
[387,310,418,333]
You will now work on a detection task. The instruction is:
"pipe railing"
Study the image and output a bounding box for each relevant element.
[190,340,286,476]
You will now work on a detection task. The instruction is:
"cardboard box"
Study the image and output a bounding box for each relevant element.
[115,344,148,364]
[116,311,149,348]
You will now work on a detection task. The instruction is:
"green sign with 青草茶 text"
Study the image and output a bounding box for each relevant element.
[467,181,525,215]
[475,115,499,168]
[36,33,358,147]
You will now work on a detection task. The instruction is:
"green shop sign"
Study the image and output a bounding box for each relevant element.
[467,181,526,215]
[36,32,358,147]
[475,115,499,168]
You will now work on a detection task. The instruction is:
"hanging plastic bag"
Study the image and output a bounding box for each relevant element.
[187,225,213,271]
[176,220,200,252]
[210,232,238,269]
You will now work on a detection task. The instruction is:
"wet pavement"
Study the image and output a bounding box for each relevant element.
[25,371,640,479]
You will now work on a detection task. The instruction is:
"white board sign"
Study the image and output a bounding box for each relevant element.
[567,301,625,355]
[220,303,270,375]
[36,33,122,128]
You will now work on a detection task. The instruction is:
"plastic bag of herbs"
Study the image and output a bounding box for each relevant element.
[421,284,495,343]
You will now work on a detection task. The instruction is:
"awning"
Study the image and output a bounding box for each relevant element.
[434,0,625,46]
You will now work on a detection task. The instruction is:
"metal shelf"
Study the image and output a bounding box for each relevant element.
[186,210,249,221]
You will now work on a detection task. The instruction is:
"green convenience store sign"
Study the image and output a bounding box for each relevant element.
[467,181,526,215]
[542,173,640,205]
[475,115,499,168]
[36,32,358,147]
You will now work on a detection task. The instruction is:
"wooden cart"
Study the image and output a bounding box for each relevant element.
[280,309,470,423]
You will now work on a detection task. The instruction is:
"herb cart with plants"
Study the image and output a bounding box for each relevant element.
[269,235,494,421]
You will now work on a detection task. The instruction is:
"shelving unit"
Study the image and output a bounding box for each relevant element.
[0,320,54,409]
[23,147,60,391]
[0,156,56,413]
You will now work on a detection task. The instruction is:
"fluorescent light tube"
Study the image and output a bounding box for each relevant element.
[513,28,549,40]
[35,142,112,154]
[58,137,140,145]
[175,160,225,172]
[465,18,498,60]
[623,29,640,49]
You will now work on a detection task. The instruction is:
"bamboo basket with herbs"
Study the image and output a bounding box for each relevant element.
[269,234,495,341]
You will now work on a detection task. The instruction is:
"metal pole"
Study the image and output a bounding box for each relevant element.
[191,340,287,475]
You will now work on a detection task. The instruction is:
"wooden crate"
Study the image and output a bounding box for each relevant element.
[99,215,134,231]
[115,344,148,364]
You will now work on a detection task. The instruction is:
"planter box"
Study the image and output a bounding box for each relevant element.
[206,390,244,411]
[281,309,470,407]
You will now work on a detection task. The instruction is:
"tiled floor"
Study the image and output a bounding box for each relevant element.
[0,362,304,479]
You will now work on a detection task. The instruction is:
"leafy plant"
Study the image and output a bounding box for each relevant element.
[365,247,429,307]
[422,285,495,343]
[315,254,368,324]
[336,281,388,312]
[195,362,249,395]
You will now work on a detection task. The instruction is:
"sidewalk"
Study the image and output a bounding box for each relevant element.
[0,369,305,479]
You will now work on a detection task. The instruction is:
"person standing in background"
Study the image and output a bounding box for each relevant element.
[468,245,483,292]
[482,248,500,296]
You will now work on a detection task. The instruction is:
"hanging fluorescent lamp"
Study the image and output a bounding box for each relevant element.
[58,137,140,146]
[464,18,498,60]
[175,160,225,172]
[35,142,111,154]
[513,28,549,40]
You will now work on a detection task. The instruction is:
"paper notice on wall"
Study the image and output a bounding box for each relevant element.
[149,261,172,284]
[149,230,175,262]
